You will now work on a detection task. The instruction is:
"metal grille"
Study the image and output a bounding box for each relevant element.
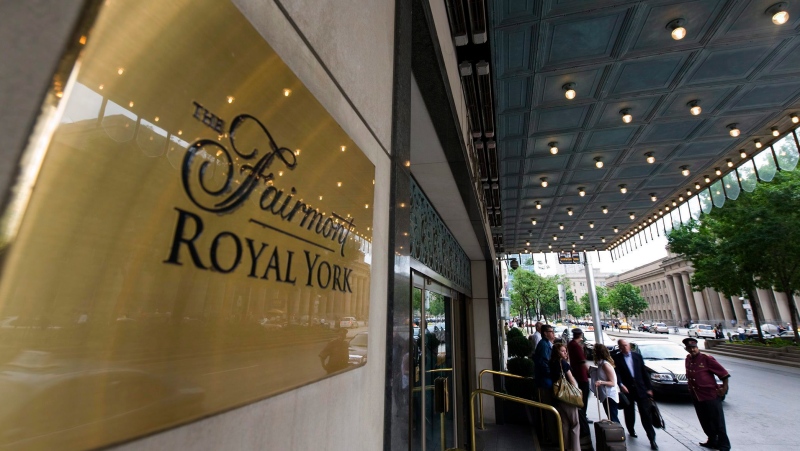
[675,374,687,381]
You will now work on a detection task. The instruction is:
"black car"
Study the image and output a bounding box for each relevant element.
[628,340,724,398]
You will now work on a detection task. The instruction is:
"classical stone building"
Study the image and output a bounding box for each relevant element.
[607,250,798,328]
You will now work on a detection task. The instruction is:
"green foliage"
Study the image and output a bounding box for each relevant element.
[507,356,535,377]
[579,286,610,316]
[606,283,648,320]
[567,298,586,318]
[509,269,560,319]
[427,293,445,317]
[506,327,524,340]
[508,335,533,358]
[668,169,800,343]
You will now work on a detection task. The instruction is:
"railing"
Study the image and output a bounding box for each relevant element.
[477,369,532,430]
[469,389,563,451]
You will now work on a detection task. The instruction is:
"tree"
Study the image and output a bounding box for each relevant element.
[606,283,648,332]
[668,169,800,343]
[509,269,560,322]
[580,286,609,318]
[567,298,586,318]
[668,218,766,340]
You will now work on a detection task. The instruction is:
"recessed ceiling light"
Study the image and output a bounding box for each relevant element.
[535,201,542,209]
[549,142,559,155]
[602,206,608,214]
[567,208,573,216]
[715,167,722,176]
[767,2,789,25]
[594,157,604,168]
[754,139,762,149]
[645,152,655,164]
[650,193,657,202]
[553,235,558,241]
[531,218,537,225]
[772,127,780,137]
[667,18,687,40]
[792,114,799,124]
[559,223,565,230]
[687,100,701,116]
[541,177,548,187]
[563,83,576,100]
[727,159,734,167]
[629,212,635,220]
[619,184,627,194]
[589,222,594,228]
[740,150,747,159]
[620,108,633,123]
[579,234,584,240]
[578,187,586,197]
[728,123,740,137]
[694,182,701,190]
[681,165,690,176]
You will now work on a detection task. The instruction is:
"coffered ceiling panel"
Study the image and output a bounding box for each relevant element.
[542,9,630,68]
[489,0,800,253]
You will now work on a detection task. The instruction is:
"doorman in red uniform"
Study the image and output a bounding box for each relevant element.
[684,337,730,451]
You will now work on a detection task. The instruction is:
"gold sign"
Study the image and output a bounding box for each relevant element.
[0,0,373,449]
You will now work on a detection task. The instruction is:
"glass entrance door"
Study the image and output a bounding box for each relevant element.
[410,272,456,451]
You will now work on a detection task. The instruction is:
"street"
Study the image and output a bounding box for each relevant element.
[592,329,800,450]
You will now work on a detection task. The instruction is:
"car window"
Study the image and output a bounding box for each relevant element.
[349,334,368,346]
[637,344,687,360]
[699,325,712,330]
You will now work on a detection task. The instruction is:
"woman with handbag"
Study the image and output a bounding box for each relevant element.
[593,344,620,423]
[550,343,581,451]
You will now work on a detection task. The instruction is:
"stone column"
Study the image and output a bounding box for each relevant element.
[680,272,699,321]
[756,288,777,323]
[773,291,792,326]
[693,289,709,321]
[666,274,689,325]
[731,296,747,325]
[704,288,726,323]
[711,290,734,325]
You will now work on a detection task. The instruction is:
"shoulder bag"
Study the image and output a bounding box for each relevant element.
[553,361,584,408]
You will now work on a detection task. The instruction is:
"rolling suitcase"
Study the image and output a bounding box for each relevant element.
[595,397,626,451]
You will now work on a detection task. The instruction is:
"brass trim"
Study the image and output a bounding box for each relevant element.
[476,369,532,430]
[469,388,563,451]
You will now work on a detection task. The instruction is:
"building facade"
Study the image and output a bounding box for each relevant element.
[608,250,799,328]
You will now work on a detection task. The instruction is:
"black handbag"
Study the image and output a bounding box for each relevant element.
[649,399,665,429]
[617,391,630,408]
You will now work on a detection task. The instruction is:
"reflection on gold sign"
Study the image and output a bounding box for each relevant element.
[0,0,373,449]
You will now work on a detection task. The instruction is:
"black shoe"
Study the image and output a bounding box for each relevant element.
[699,442,719,449]
[650,440,658,450]
[629,431,638,438]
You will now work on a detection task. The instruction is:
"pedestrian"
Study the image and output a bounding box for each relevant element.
[534,324,558,445]
[318,328,349,374]
[592,344,620,423]
[613,338,659,450]
[683,337,731,451]
[567,328,592,439]
[550,342,581,451]
[533,322,543,350]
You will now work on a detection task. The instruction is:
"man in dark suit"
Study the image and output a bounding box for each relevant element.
[613,338,658,450]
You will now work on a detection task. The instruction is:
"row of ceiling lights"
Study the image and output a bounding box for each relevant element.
[530,114,798,250]
[516,3,792,252]
[560,4,790,101]
[539,113,798,198]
